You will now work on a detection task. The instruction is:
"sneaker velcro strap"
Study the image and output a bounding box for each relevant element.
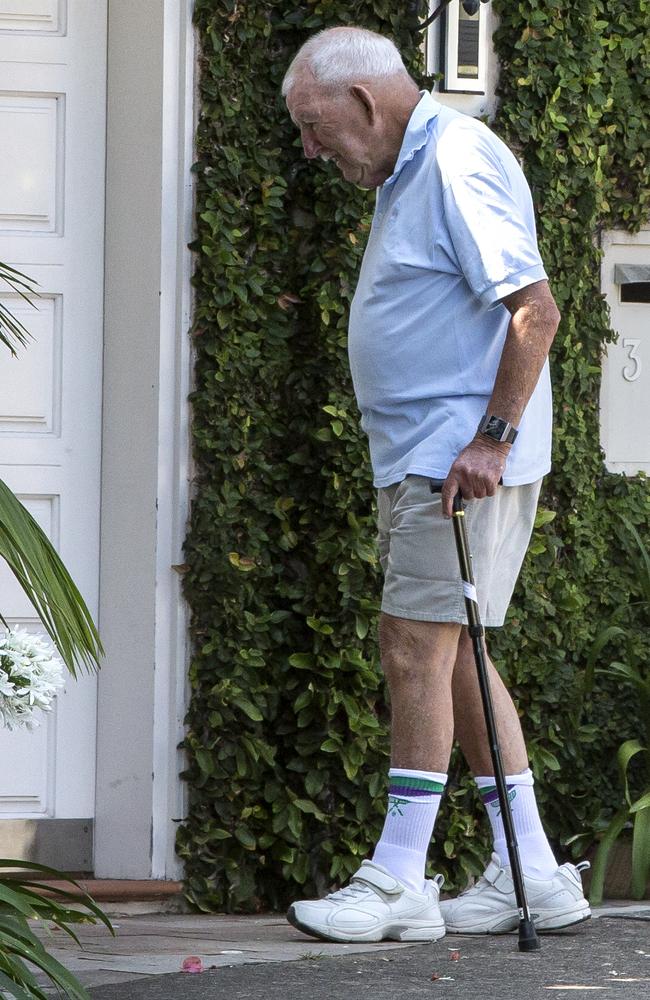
[483,859,513,892]
[352,862,403,895]
[483,858,503,884]
[492,869,514,892]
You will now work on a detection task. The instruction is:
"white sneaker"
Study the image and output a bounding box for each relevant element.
[287,860,446,943]
[440,852,591,934]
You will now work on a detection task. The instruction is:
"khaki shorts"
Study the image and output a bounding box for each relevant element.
[377,475,542,627]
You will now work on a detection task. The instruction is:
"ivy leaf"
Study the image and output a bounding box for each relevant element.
[289,653,314,669]
[320,738,340,752]
[293,799,326,820]
[231,697,264,722]
[234,827,256,850]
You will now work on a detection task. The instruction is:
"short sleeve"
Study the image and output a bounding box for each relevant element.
[442,169,547,308]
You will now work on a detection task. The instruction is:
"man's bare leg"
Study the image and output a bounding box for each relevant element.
[379,613,461,771]
[370,614,460,890]
[287,613,459,942]
[451,627,527,775]
[451,626,557,878]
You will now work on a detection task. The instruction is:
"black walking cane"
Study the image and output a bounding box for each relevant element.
[430,479,540,953]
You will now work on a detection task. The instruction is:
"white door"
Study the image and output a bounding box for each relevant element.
[0,1,106,865]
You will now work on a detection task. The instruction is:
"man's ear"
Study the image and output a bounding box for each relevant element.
[350,84,377,125]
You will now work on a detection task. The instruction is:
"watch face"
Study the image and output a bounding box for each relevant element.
[479,415,516,443]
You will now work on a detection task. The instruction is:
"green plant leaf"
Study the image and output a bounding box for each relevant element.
[293,799,326,820]
[0,966,40,1000]
[620,514,650,610]
[617,739,647,805]
[533,508,556,528]
[589,805,631,906]
[599,661,649,696]
[629,791,650,815]
[234,827,256,850]
[0,860,113,933]
[288,653,313,669]
[0,263,39,357]
[320,738,340,752]
[582,625,626,699]
[631,804,650,899]
[231,697,264,722]
[0,481,103,676]
[0,922,92,999]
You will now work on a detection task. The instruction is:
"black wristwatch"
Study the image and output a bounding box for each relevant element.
[478,413,518,445]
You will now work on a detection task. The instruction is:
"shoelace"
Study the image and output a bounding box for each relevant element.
[325,881,374,903]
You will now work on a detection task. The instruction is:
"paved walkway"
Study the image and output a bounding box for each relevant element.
[32,902,650,997]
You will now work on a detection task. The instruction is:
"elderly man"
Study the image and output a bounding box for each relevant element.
[282,26,590,943]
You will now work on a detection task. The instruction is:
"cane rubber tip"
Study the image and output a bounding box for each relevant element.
[518,918,541,952]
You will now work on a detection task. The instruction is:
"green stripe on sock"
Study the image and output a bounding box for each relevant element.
[390,776,445,794]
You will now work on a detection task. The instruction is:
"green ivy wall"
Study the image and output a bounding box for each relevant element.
[177,0,650,911]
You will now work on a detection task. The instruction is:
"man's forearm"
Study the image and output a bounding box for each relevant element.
[440,279,560,515]
[485,280,560,431]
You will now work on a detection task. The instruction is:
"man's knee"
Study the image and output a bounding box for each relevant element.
[454,626,473,666]
[379,613,460,684]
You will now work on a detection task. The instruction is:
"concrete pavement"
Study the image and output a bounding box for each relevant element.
[31,902,650,998]
[86,917,650,1000]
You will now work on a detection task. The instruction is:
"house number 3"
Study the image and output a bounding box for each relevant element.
[622,339,642,382]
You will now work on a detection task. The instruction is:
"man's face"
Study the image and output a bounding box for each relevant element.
[286,72,391,189]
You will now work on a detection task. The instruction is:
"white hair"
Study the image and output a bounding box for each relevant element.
[281,26,409,97]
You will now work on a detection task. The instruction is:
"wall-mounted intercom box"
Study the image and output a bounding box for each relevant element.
[425,0,498,119]
[600,229,650,476]
[425,0,489,93]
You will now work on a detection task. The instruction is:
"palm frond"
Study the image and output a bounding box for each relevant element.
[0,480,103,677]
[0,860,114,936]
[0,860,114,999]
[0,263,39,357]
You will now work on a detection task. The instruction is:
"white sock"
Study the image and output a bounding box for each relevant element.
[371,768,447,892]
[475,768,558,879]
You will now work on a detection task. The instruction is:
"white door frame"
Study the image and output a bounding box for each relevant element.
[95,0,194,879]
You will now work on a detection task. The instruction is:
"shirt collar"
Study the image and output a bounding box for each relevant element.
[383,90,441,187]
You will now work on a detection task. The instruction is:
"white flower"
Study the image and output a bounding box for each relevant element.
[0,628,65,731]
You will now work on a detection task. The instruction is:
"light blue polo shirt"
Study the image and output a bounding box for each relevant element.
[347,91,552,488]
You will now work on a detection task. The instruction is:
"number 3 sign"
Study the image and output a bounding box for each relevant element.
[622,338,642,382]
